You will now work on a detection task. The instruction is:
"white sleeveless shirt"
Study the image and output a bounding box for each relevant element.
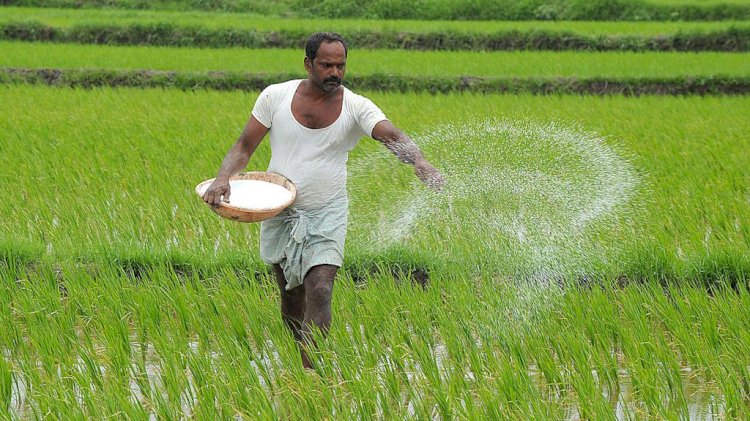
[251,80,387,210]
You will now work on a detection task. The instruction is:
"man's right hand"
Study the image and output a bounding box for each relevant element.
[415,159,445,192]
[202,179,231,207]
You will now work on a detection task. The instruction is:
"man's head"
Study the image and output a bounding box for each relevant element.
[304,32,348,93]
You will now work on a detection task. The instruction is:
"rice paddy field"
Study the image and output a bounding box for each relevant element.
[1,4,750,420]
[4,42,750,78]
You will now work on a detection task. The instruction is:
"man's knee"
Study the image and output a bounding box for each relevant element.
[304,265,336,305]
[308,282,333,308]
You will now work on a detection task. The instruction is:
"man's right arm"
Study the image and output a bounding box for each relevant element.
[202,116,269,207]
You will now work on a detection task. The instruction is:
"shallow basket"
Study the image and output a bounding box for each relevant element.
[195,172,296,223]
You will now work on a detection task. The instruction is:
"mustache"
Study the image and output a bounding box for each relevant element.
[324,76,341,84]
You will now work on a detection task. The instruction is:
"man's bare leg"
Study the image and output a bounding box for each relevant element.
[300,264,337,369]
[272,264,307,362]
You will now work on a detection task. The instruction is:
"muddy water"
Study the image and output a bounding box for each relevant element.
[561,366,725,420]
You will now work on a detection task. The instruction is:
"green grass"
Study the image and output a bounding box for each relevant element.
[2,6,749,35]
[3,41,750,78]
[0,85,748,280]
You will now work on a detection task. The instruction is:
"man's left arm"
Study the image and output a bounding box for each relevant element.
[371,120,445,191]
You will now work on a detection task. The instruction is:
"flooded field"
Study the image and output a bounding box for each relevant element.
[1,265,748,419]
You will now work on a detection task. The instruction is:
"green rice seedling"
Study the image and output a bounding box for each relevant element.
[482,347,549,419]
[648,283,750,418]
[567,334,616,419]
[526,333,565,394]
[377,355,405,418]
[720,374,749,419]
[0,282,20,358]
[616,285,691,418]
[559,285,621,398]
[641,288,691,414]
[679,284,750,416]
[617,297,663,415]
[97,312,133,404]
[0,355,11,416]
[208,315,278,419]
[713,284,750,370]
[184,347,219,419]
[664,286,723,380]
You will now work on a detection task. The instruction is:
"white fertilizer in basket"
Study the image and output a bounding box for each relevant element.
[201,180,293,210]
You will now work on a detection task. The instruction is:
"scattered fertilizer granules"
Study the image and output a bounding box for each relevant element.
[348,118,640,278]
[200,180,293,210]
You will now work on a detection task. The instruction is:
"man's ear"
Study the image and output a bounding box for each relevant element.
[304,57,312,72]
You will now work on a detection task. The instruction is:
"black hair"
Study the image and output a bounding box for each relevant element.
[305,32,348,61]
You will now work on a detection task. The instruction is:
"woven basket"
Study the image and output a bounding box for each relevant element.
[195,172,296,223]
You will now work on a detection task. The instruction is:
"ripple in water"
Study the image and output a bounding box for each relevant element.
[350,118,641,279]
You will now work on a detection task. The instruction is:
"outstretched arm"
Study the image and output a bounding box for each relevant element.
[202,116,269,206]
[371,120,444,191]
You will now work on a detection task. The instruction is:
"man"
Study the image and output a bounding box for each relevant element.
[202,32,443,368]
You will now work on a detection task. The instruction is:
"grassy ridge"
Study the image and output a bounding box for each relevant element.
[5,68,750,95]
[3,7,749,34]
[2,0,749,21]
[3,42,749,78]
[1,86,748,281]
[3,20,750,51]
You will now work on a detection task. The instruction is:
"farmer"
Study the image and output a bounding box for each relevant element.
[202,32,443,368]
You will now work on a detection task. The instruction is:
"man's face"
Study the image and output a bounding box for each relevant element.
[305,41,347,93]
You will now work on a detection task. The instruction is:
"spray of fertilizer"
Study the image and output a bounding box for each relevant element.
[350,118,640,282]
[349,118,641,329]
